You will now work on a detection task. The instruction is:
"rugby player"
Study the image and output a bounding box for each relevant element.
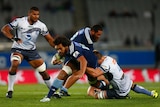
[1,6,54,98]
[87,50,159,99]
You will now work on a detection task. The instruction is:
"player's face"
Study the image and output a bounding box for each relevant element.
[92,30,103,42]
[55,44,68,57]
[28,10,40,24]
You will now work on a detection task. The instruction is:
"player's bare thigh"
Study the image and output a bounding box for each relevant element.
[56,61,78,80]
[29,58,44,68]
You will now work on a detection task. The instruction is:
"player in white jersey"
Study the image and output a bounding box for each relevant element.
[1,7,55,98]
[87,50,158,99]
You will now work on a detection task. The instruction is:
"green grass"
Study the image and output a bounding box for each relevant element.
[0,82,159,107]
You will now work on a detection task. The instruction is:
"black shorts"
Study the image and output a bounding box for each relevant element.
[11,48,41,61]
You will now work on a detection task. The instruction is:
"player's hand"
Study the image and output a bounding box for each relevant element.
[51,53,65,65]
[52,59,63,65]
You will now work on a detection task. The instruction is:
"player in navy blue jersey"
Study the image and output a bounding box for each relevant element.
[50,25,109,96]
[50,25,107,96]
[40,36,98,102]
[70,25,103,51]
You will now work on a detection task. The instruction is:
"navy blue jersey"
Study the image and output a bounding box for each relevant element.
[70,27,94,51]
[64,41,97,68]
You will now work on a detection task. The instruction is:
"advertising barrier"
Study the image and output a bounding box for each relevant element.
[0,68,159,85]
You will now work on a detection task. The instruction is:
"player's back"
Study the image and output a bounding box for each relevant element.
[102,56,132,96]
[70,27,94,51]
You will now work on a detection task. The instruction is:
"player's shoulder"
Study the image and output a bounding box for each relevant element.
[12,16,25,22]
[103,56,113,64]
[36,20,47,27]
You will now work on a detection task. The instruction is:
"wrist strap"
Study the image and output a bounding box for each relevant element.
[11,37,15,42]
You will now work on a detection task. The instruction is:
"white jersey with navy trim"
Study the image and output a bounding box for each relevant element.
[99,56,132,96]
[9,16,49,50]
[70,27,94,51]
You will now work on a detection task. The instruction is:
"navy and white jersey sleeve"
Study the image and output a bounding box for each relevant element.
[70,27,94,50]
[9,17,20,29]
[65,41,97,68]
[9,17,49,50]
[99,61,110,73]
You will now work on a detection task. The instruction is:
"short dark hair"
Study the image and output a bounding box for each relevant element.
[30,6,39,12]
[54,36,71,46]
[91,25,103,32]
[93,50,103,60]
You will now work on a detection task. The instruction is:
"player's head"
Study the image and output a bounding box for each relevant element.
[93,50,104,65]
[28,6,40,24]
[54,36,71,57]
[90,25,103,42]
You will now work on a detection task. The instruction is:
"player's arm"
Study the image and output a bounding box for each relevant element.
[44,33,55,48]
[86,67,104,77]
[1,24,14,40]
[86,67,110,85]
[74,55,87,79]
[1,24,21,43]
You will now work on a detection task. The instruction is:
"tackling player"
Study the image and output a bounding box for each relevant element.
[1,7,55,98]
[87,50,159,99]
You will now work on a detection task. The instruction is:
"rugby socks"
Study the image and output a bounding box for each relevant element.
[44,77,52,89]
[61,86,68,92]
[8,73,16,91]
[47,78,64,98]
[132,84,151,96]
[47,86,57,98]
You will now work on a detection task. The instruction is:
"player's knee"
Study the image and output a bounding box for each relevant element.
[87,86,92,96]
[9,71,16,75]
[11,54,22,64]
[36,62,46,72]
[62,65,72,75]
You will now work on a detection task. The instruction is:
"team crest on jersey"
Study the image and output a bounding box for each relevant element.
[73,51,80,58]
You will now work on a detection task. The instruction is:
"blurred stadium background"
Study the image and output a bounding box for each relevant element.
[0,0,160,84]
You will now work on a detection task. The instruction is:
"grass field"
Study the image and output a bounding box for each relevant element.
[0,82,159,107]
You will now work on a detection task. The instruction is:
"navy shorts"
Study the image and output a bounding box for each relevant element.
[11,48,41,62]
[106,89,127,99]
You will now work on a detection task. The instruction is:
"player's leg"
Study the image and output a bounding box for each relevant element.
[40,61,77,103]
[87,86,107,99]
[87,86,127,99]
[27,49,52,89]
[59,59,80,96]
[6,52,23,98]
[29,59,52,89]
[60,69,81,93]
[131,83,158,98]
[40,69,69,102]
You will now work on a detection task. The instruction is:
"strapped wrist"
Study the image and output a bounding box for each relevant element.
[11,37,15,42]
[11,37,20,42]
